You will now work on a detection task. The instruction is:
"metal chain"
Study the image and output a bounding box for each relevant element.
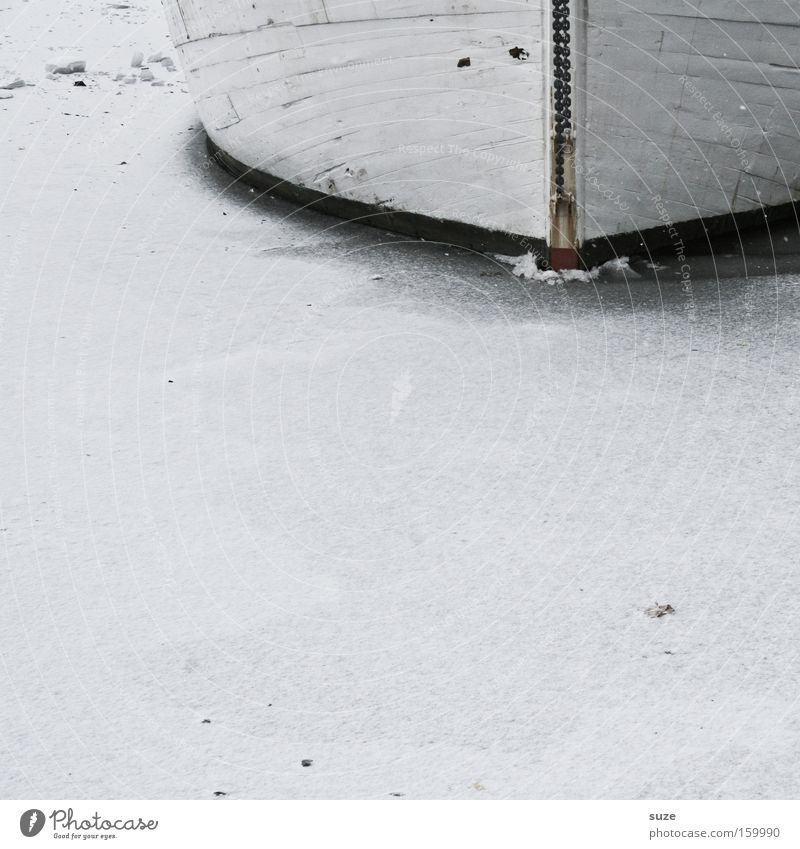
[552,0,572,197]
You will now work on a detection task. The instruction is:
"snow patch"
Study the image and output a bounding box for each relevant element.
[493,251,542,280]
[494,252,638,283]
[600,255,640,278]
[560,268,595,283]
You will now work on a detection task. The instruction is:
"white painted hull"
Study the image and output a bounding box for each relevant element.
[164,0,800,266]
[580,0,800,253]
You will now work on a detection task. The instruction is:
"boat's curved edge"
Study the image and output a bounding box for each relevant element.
[207,136,800,269]
[581,202,800,268]
[205,136,546,259]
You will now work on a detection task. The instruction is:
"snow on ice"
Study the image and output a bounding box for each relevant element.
[493,251,631,283]
[1,0,800,804]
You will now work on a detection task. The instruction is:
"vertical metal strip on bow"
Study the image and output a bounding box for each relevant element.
[549,0,579,269]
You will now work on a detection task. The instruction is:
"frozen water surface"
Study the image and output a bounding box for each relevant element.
[1,0,799,801]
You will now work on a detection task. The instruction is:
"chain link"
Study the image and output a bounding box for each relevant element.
[552,0,572,197]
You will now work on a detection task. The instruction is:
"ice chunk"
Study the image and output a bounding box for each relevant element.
[140,68,154,82]
[560,268,595,283]
[494,251,604,284]
[130,51,143,68]
[493,252,542,280]
[595,256,640,278]
[1,78,26,90]
[51,59,86,74]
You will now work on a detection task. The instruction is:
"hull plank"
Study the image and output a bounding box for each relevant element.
[170,0,541,46]
[582,0,800,242]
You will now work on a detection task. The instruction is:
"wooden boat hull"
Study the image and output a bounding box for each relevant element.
[165,0,800,268]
